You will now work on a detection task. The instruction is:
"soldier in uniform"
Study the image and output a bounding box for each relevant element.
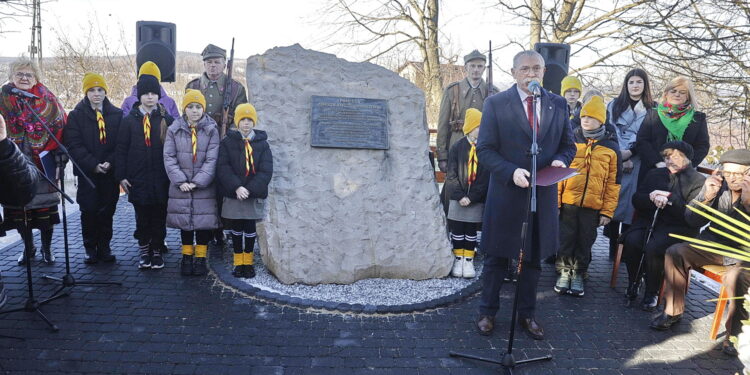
[186,44,249,246]
[436,50,496,175]
[186,44,248,137]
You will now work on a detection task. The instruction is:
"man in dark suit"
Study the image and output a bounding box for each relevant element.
[475,50,576,340]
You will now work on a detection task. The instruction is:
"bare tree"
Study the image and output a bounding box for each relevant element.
[324,0,444,124]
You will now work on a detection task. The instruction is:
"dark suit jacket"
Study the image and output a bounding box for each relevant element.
[476,84,576,260]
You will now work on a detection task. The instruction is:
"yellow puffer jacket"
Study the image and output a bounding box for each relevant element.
[558,129,622,217]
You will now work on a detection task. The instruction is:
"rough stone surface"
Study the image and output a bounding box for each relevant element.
[246,44,452,284]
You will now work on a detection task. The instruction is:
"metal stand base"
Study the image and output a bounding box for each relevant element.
[42,274,122,300]
[0,293,68,332]
[449,351,552,375]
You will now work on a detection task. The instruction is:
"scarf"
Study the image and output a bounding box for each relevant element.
[0,83,66,165]
[467,139,478,186]
[96,110,107,144]
[143,113,152,147]
[583,139,598,170]
[244,138,255,176]
[190,125,197,163]
[582,125,606,141]
[657,102,694,141]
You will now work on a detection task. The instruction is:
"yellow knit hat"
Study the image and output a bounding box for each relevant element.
[560,75,582,96]
[463,108,482,135]
[182,89,206,111]
[138,61,162,82]
[234,103,258,126]
[580,95,607,124]
[82,72,108,95]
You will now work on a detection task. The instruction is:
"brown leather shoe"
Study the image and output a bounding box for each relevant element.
[520,317,544,340]
[476,315,494,336]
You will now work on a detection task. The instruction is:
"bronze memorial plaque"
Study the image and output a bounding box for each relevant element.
[311,96,389,150]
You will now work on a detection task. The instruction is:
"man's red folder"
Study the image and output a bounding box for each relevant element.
[535,166,578,186]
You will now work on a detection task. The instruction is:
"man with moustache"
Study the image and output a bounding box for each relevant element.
[475,50,576,340]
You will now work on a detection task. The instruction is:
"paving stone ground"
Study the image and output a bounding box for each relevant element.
[0,196,743,374]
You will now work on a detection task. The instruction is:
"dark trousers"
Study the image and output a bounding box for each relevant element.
[448,220,480,251]
[180,230,211,246]
[80,205,116,251]
[556,204,599,272]
[227,219,256,253]
[731,270,750,336]
[133,204,167,250]
[480,254,542,319]
[621,227,681,295]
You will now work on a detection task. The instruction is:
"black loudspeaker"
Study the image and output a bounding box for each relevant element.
[534,43,570,95]
[136,21,176,83]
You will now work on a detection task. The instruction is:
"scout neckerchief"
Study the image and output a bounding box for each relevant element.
[189,124,198,162]
[143,113,152,147]
[467,139,478,186]
[583,139,598,170]
[96,110,106,144]
[243,134,255,176]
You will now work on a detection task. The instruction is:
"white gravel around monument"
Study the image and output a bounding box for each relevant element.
[239,252,483,306]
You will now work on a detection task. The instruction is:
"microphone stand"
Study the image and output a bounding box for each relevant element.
[0,208,66,332]
[13,97,121,303]
[450,86,553,374]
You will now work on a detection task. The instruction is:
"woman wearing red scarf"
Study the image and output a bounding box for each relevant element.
[0,57,66,265]
[636,76,710,183]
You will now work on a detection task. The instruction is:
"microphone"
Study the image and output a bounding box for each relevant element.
[527,80,542,95]
[2,85,39,99]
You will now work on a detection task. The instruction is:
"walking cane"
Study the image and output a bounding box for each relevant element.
[627,206,664,305]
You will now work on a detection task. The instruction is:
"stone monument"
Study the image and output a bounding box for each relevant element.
[247,44,453,284]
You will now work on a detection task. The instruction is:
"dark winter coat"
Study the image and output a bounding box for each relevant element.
[636,109,710,182]
[629,166,705,237]
[63,97,122,212]
[216,129,273,199]
[0,138,39,235]
[163,115,220,230]
[115,104,173,206]
[476,85,577,260]
[445,136,489,203]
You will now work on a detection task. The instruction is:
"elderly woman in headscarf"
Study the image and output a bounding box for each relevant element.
[0,57,66,265]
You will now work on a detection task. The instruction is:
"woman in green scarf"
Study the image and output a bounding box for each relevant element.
[635,76,710,183]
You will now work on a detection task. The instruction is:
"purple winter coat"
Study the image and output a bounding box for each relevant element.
[121,86,180,120]
[163,115,220,231]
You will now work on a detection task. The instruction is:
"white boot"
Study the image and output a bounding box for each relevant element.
[451,249,464,277]
[463,250,476,278]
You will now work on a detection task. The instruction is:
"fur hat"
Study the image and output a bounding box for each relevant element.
[660,141,695,162]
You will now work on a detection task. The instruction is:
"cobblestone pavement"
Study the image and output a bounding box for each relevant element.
[0,197,742,374]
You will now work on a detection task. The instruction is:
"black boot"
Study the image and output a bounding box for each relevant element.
[244,265,256,279]
[232,265,245,278]
[180,255,194,276]
[40,228,55,264]
[83,247,98,264]
[97,246,116,263]
[193,257,207,276]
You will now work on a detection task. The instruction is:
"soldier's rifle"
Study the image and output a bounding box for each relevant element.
[220,37,235,137]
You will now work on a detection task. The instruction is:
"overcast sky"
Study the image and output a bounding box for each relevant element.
[0,0,523,67]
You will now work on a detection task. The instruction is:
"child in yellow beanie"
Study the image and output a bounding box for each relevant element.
[555,95,621,297]
[64,72,122,264]
[215,103,273,278]
[163,89,220,276]
[561,75,582,122]
[444,108,489,278]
